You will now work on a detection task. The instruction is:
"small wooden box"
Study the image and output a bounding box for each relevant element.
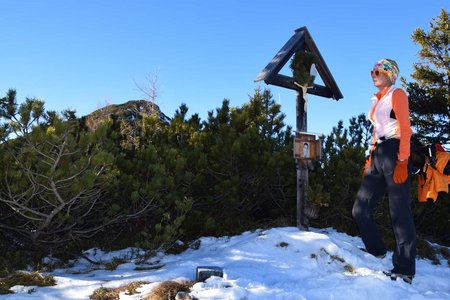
[294,133,322,161]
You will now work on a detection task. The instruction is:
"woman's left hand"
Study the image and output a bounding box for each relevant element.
[393,160,409,184]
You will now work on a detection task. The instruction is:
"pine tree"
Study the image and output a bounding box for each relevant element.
[309,114,372,233]
[402,9,450,144]
[0,90,166,258]
[179,89,296,236]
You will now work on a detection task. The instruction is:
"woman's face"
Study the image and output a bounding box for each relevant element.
[371,70,391,90]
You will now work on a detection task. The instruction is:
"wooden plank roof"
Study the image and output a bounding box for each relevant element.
[255,27,343,100]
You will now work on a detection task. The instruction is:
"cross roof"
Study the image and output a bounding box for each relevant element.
[255,26,343,100]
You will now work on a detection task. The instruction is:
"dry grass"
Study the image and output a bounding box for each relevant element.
[90,280,195,300]
[0,271,56,295]
[104,257,128,271]
[145,280,195,300]
[90,281,150,300]
[90,287,120,300]
[318,248,356,274]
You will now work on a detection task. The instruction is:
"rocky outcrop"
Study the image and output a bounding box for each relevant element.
[84,100,169,132]
[83,100,170,150]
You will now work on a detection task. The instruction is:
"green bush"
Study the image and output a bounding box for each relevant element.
[2,84,448,272]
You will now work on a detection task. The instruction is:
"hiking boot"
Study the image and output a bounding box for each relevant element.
[383,270,414,284]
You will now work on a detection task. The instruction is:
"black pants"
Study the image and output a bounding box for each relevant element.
[352,139,416,276]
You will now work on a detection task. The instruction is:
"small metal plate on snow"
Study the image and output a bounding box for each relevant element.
[196,266,223,282]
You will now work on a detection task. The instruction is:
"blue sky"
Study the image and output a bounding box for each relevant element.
[1,1,448,136]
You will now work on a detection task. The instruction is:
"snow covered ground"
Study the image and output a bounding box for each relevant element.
[2,227,450,300]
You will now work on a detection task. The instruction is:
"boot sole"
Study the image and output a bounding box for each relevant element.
[383,270,413,284]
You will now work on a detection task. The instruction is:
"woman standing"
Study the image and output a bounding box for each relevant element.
[352,59,416,284]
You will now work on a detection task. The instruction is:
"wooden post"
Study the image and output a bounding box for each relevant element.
[254,27,344,228]
[296,91,308,229]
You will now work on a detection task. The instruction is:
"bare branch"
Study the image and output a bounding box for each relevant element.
[133,69,160,103]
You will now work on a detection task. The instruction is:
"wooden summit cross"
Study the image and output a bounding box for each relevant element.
[255,26,343,229]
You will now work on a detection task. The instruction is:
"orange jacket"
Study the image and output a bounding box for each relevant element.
[418,151,450,202]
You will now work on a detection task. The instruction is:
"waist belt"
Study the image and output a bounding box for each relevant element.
[377,136,397,144]
[377,136,387,144]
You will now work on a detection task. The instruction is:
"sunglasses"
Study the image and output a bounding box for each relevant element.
[370,70,388,76]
